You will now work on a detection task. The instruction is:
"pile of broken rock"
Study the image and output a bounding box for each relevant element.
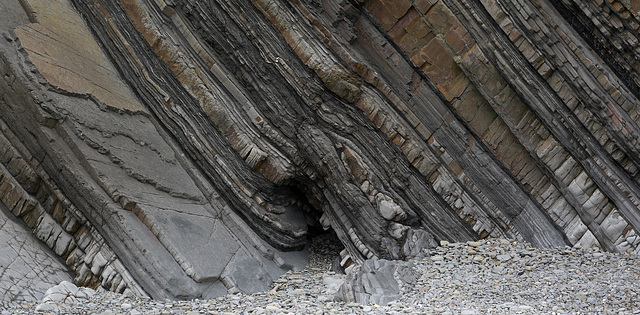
[4,238,638,314]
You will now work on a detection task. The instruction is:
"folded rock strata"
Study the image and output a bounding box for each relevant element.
[1,0,640,301]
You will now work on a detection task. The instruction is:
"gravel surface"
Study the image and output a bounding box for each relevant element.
[3,235,640,314]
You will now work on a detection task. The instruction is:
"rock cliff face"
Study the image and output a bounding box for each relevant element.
[1,0,640,302]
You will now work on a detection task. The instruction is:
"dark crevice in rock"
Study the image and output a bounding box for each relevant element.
[174,0,479,255]
[69,0,308,251]
[4,0,640,303]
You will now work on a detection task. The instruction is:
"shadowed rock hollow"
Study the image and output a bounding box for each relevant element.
[1,0,640,302]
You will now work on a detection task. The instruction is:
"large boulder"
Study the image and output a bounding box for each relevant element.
[1,0,640,301]
[336,259,419,305]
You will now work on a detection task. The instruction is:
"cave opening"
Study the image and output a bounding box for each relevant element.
[285,182,345,272]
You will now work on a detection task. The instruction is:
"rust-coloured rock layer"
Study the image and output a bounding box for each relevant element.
[1,0,639,301]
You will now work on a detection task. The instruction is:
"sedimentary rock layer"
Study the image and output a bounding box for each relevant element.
[1,0,639,301]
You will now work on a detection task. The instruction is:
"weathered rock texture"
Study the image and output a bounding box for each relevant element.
[0,201,73,303]
[1,0,640,301]
[336,259,419,305]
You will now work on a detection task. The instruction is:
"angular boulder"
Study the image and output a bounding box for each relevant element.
[1,0,640,301]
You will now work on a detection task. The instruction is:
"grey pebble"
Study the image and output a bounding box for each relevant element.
[496,254,511,261]
[3,236,640,314]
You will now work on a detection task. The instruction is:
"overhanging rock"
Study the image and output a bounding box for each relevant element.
[1,0,640,301]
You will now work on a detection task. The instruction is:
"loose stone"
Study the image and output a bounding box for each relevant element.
[3,237,639,314]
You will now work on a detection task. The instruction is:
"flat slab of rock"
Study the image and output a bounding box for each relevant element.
[0,0,307,301]
[13,0,146,113]
[4,0,640,305]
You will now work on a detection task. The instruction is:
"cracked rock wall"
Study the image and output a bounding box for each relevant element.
[0,200,72,303]
[1,0,640,302]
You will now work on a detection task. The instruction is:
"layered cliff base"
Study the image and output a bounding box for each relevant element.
[1,0,640,301]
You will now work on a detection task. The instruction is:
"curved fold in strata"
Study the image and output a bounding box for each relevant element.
[0,0,307,300]
[2,0,640,302]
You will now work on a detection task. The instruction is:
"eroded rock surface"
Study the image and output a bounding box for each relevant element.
[1,0,640,302]
[34,281,95,312]
[336,259,419,305]
[0,201,73,304]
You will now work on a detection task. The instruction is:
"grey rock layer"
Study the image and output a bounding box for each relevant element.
[336,259,419,305]
[0,201,73,304]
[1,0,640,302]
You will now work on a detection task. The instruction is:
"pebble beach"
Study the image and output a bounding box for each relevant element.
[3,235,640,314]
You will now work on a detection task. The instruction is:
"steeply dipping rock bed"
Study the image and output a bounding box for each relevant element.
[1,0,640,302]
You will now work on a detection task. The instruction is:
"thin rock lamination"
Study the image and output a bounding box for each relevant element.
[1,0,639,301]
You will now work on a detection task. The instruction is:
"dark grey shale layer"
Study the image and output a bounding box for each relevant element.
[1,0,640,302]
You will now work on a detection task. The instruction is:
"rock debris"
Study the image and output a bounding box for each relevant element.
[4,237,640,314]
